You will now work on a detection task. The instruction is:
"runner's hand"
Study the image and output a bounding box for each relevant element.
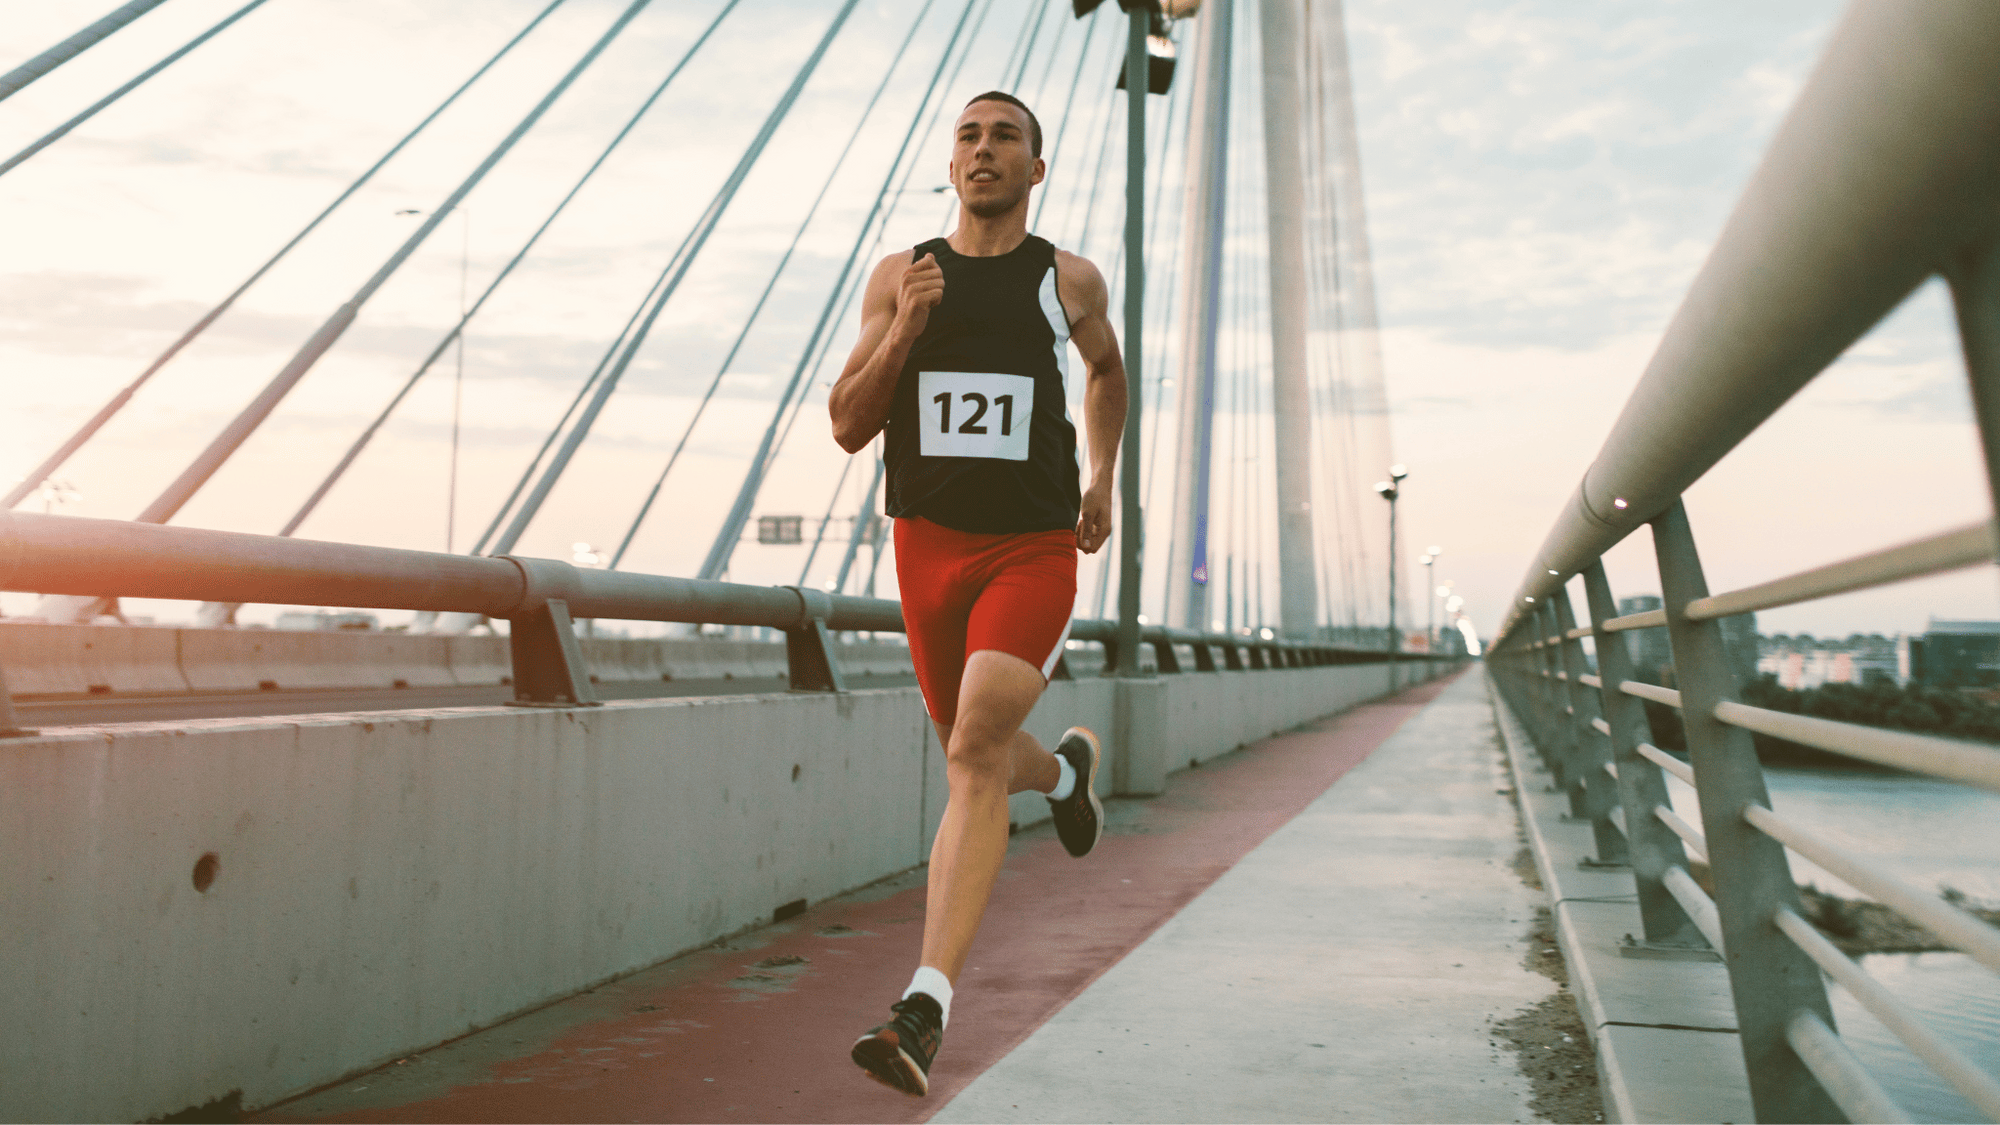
[1076,479,1112,554]
[895,253,945,340]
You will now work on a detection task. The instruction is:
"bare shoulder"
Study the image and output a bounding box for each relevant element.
[863,249,912,307]
[1053,248,1108,319]
[871,248,915,285]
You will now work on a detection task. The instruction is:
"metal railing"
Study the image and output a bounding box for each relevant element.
[1487,4,2000,1121]
[0,509,1418,715]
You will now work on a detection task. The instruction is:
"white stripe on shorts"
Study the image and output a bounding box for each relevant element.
[1039,614,1074,680]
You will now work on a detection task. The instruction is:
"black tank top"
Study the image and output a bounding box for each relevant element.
[883,234,1081,534]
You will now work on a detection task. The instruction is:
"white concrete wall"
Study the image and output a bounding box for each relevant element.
[0,661,1442,1122]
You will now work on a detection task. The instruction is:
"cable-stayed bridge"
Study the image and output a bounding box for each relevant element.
[6,2,2000,1122]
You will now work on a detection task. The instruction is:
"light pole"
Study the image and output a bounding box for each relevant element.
[1373,463,1408,672]
[1420,546,1438,652]
[395,206,470,554]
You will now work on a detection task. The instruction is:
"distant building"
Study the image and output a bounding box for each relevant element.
[1616,595,1671,684]
[1758,633,1898,689]
[1612,594,1755,688]
[1915,619,2000,689]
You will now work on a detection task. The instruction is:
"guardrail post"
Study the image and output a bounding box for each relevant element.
[1529,603,1580,795]
[1653,499,1841,1124]
[1150,635,1182,674]
[1582,561,1710,954]
[1553,589,1626,865]
[507,598,601,707]
[1219,640,1244,670]
[1948,235,2000,515]
[779,586,846,693]
[1190,639,1217,671]
[0,661,37,738]
[1245,644,1267,670]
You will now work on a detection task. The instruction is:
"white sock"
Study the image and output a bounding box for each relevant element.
[904,965,953,1028]
[1049,754,1077,801]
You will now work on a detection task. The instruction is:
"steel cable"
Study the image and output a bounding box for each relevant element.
[1,0,572,513]
[1028,6,1101,231]
[0,0,170,104]
[128,0,656,530]
[607,0,944,571]
[0,0,274,180]
[491,0,863,559]
[694,0,995,580]
[284,0,740,541]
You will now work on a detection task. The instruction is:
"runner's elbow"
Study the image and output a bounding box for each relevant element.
[831,414,878,454]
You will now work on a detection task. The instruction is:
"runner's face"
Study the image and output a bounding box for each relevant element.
[950,102,1042,219]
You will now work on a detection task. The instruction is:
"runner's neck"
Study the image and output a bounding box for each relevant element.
[945,213,1031,258]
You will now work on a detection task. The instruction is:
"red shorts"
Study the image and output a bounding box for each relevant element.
[894,516,1077,725]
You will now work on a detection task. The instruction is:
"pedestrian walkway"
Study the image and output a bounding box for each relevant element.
[934,667,1550,1123]
[258,667,1556,1124]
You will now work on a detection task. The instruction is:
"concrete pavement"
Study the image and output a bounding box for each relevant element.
[934,666,1553,1123]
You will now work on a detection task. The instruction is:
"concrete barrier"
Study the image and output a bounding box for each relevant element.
[444,634,511,686]
[579,637,673,683]
[0,626,940,698]
[1,661,1412,1122]
[178,629,455,692]
[0,622,190,696]
[834,639,917,679]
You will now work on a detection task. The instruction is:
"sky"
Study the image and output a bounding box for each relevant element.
[1,0,1993,641]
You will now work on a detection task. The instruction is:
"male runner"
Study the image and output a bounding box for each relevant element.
[827,90,1127,1096]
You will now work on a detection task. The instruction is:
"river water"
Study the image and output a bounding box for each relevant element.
[1664,766,2000,1122]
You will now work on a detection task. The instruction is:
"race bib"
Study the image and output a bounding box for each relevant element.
[917,371,1033,460]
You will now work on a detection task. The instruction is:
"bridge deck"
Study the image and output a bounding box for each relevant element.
[258,668,1556,1124]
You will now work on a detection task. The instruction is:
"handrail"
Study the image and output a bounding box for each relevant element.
[1496,3,2000,641]
[1742,803,2000,976]
[1618,680,1681,708]
[1600,609,1666,633]
[0,510,1403,663]
[1686,522,1995,622]
[1661,864,1724,954]
[0,510,901,631]
[1635,742,1694,787]
[1653,805,1707,864]
[1713,701,2000,794]
[1485,12,2000,1111]
[1785,1009,1912,1125]
[1774,907,2000,1121]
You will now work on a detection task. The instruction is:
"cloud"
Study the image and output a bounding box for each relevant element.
[1345,0,1844,350]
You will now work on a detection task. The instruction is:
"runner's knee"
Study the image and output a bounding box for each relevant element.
[943,713,1014,776]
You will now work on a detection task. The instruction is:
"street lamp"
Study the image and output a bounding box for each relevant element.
[1373,463,1407,670]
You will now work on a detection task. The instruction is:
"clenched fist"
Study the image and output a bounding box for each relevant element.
[894,252,946,341]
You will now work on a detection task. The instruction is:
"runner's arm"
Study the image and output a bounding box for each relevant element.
[1058,251,1124,554]
[829,251,941,453]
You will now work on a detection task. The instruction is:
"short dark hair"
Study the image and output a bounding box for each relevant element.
[963,91,1042,158]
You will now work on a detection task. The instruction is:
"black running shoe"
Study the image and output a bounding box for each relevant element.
[851,992,944,1096]
[1048,726,1103,857]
